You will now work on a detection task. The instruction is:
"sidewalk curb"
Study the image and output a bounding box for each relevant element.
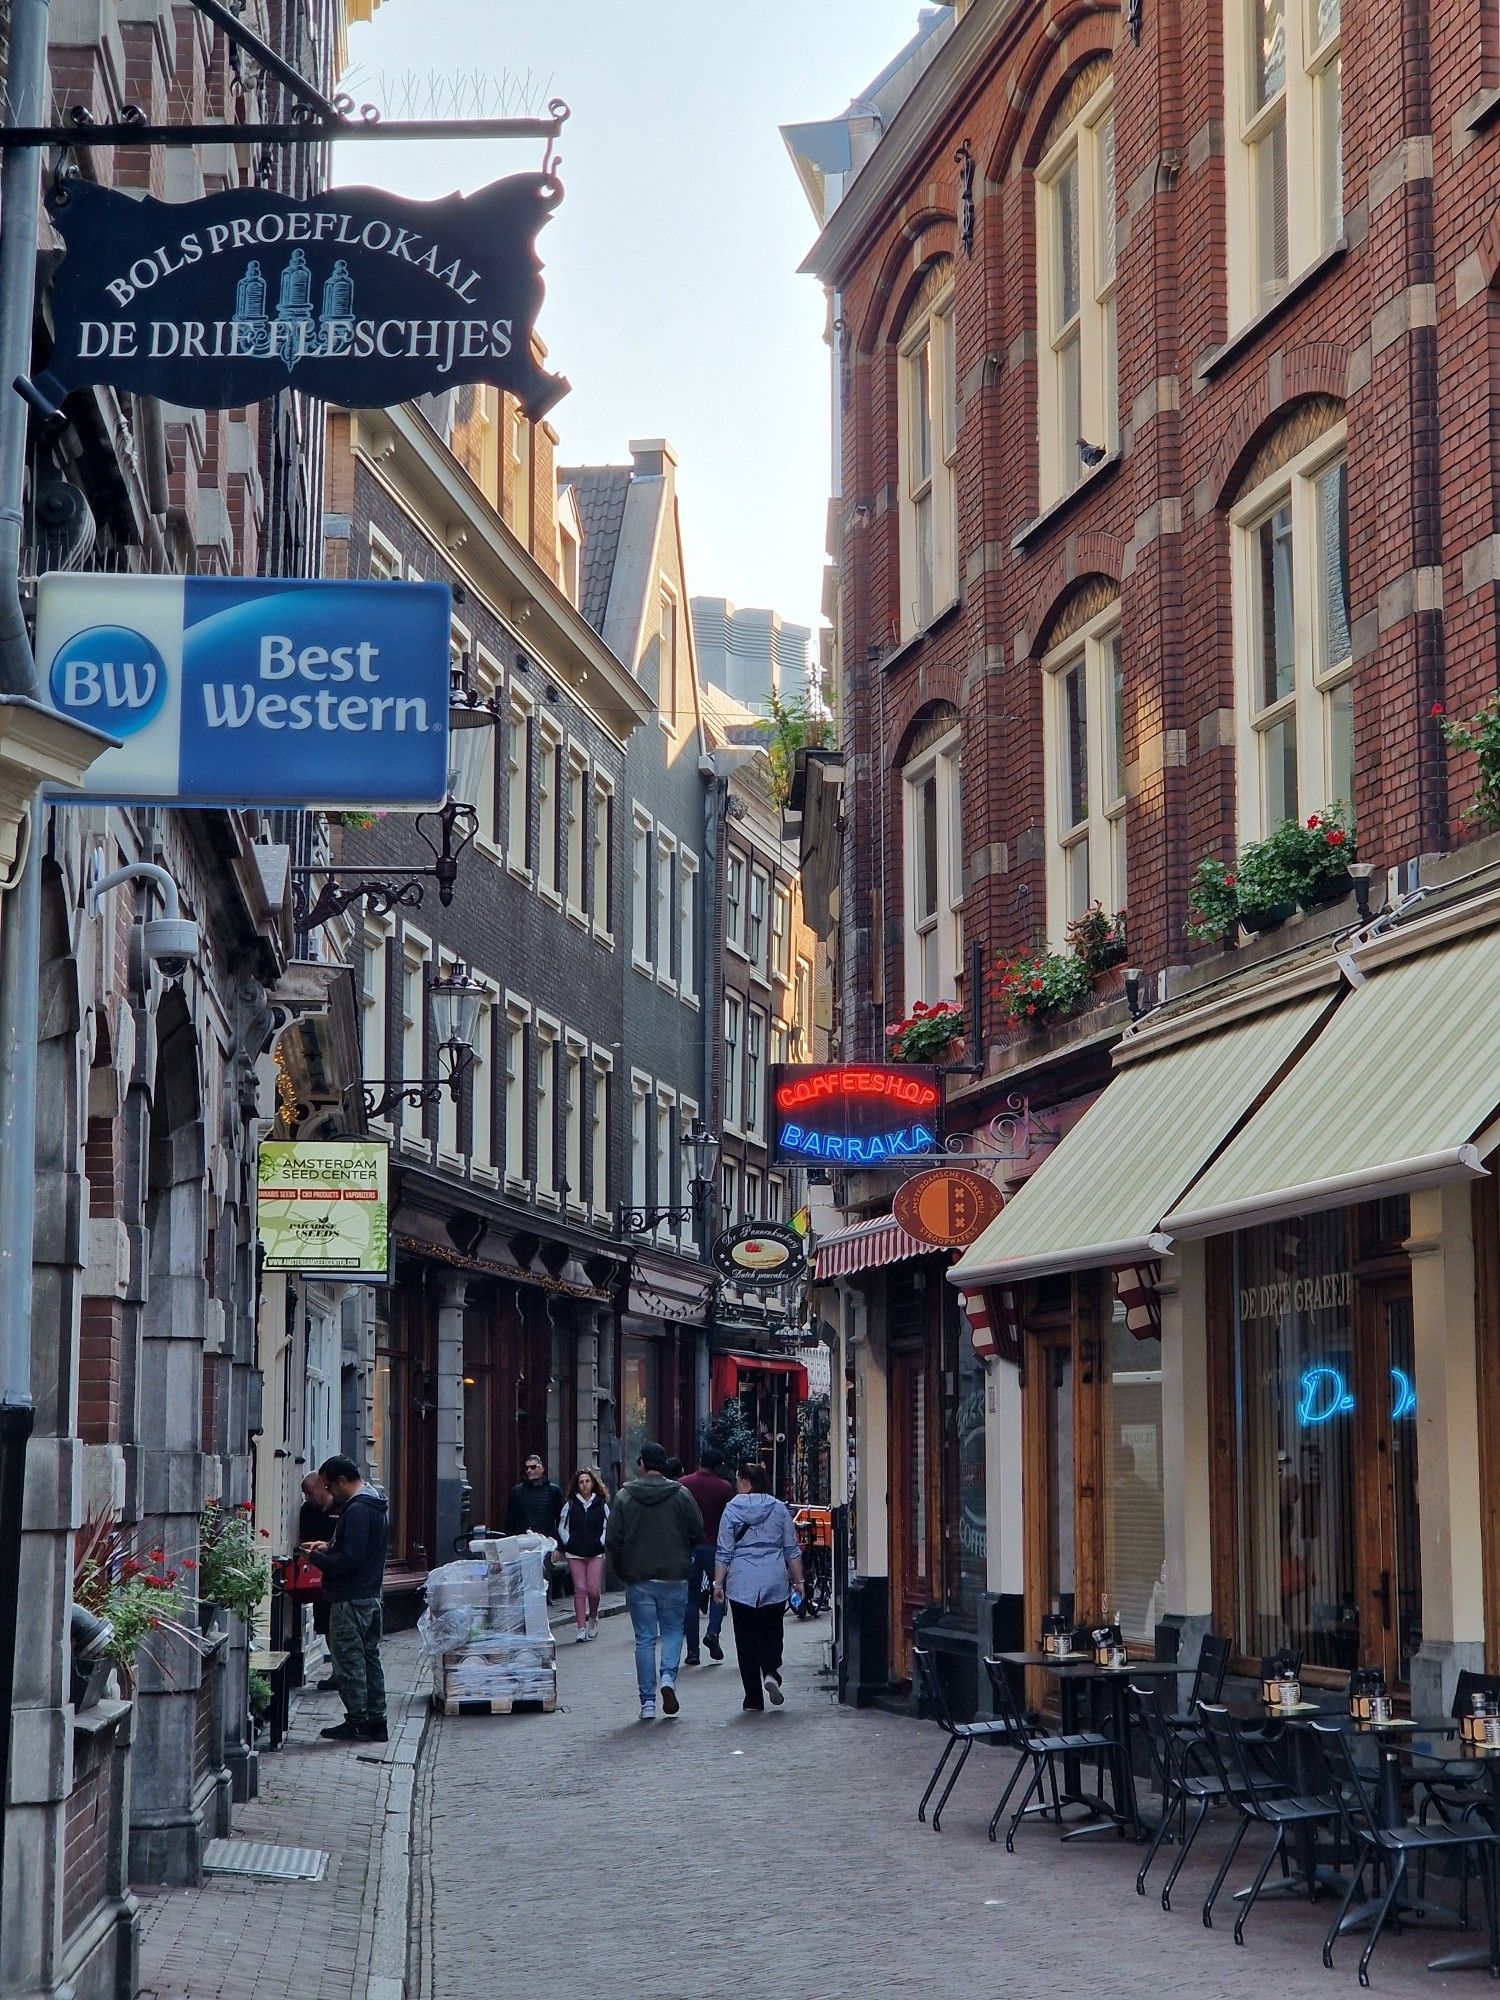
[362,1644,432,2000]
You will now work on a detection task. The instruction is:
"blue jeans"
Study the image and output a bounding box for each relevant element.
[685,1544,726,1660]
[624,1579,688,1703]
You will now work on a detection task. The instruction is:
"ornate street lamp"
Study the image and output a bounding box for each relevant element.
[355,959,484,1120]
[292,652,496,932]
[620,1118,721,1240]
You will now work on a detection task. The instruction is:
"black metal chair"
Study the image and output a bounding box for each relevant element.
[1418,1671,1500,1831]
[1314,1718,1500,1988]
[1197,1703,1342,1944]
[913,1646,1018,1831]
[1165,1632,1232,1734]
[1130,1678,1259,1909]
[983,1653,1123,1852]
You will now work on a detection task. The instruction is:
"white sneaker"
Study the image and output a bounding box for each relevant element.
[575,1628,588,1643]
[764,1673,785,1707]
[639,1700,656,1721]
[586,1616,598,1639]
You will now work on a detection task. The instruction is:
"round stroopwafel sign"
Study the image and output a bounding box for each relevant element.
[892,1168,1004,1249]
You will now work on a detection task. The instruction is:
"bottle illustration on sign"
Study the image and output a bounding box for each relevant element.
[230,253,359,364]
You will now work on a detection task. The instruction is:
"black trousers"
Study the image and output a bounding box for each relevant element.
[730,1599,786,1708]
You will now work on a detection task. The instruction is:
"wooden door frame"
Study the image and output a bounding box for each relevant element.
[886,1265,943,1685]
[1475,1177,1500,1673]
[1021,1276,1105,1702]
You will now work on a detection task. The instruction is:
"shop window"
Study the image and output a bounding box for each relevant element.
[1102,1307,1165,1643]
[1045,1343,1076,1625]
[1232,427,1352,839]
[1226,0,1343,328]
[903,726,963,1008]
[622,1336,660,1471]
[1036,62,1116,506]
[953,1300,990,1615]
[897,259,958,638]
[1044,607,1126,935]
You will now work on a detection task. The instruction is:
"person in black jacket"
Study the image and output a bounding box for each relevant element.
[504,1454,564,1540]
[557,1467,610,1641]
[307,1455,389,1743]
[296,1471,339,1687]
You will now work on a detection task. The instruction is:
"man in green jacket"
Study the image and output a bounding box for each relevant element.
[605,1441,703,1722]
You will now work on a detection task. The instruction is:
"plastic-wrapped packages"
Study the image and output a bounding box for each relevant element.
[425,1540,557,1706]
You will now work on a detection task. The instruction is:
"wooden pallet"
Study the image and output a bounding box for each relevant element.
[434,1690,557,1716]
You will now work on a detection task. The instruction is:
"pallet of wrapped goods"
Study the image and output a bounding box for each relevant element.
[419,1546,557,1716]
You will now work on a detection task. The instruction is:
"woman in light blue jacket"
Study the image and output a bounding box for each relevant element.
[712,1463,804,1712]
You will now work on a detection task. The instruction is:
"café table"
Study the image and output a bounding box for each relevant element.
[1403,1735,1500,1973]
[992,1651,1183,1842]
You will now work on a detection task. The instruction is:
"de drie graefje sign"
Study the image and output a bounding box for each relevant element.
[35,573,451,808]
[39,176,567,419]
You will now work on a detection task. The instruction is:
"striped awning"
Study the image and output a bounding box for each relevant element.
[814,1213,933,1280]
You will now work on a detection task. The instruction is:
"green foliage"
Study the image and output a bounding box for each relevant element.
[1065,902,1128,975]
[884,999,964,1060]
[73,1513,196,1682]
[701,1398,760,1474]
[198,1501,270,1628]
[763,688,829,812]
[1186,804,1355,944]
[993,947,1093,1025]
[1185,857,1241,945]
[248,1669,273,1716]
[1437,697,1500,827]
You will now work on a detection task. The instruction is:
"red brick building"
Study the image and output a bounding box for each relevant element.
[795,0,1500,1716]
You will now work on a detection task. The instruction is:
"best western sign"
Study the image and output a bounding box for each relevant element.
[36,573,450,807]
[39,175,567,418]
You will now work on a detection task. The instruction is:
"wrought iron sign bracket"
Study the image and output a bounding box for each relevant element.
[292,799,480,933]
[619,1205,694,1237]
[348,1051,471,1124]
[9,106,570,152]
[918,1094,1062,1166]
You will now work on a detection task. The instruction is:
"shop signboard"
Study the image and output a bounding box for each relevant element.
[710,1220,807,1289]
[257,1140,390,1280]
[892,1166,1004,1248]
[39,175,567,418]
[769,1062,941,1165]
[35,572,450,806]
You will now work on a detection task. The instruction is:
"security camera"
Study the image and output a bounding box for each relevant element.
[144,914,200,978]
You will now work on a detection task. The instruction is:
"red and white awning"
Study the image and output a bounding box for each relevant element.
[813,1213,934,1281]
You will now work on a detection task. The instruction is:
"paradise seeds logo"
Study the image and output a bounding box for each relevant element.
[49,625,167,736]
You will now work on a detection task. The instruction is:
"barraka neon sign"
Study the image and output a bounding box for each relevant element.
[769,1063,940,1166]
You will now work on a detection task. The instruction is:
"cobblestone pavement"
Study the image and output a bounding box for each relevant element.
[413,1613,1483,2000]
[137,1629,427,2000]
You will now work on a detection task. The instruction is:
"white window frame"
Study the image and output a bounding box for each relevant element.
[592,773,615,943]
[1042,606,1127,939]
[746,1006,767,1139]
[1225,0,1344,330]
[467,982,498,1185]
[536,719,563,907]
[534,1014,559,1205]
[631,805,653,972]
[771,881,792,983]
[565,746,589,925]
[655,827,677,991]
[590,1048,614,1225]
[766,1174,785,1222]
[368,525,402,583]
[468,647,502,856]
[679,1095,700,1247]
[1231,425,1353,843]
[723,993,744,1133]
[1036,73,1116,508]
[746,1166,763,1221]
[398,927,430,1152]
[725,849,747,955]
[896,270,959,640]
[902,728,964,1010]
[793,959,813,1057]
[506,688,533,882]
[504,995,531,1193]
[562,1032,587,1216]
[678,848,699,1005]
[658,583,680,735]
[629,1070,651,1220]
[435,950,464,1166]
[748,866,770,978]
[654,1082,678,1245]
[361,916,392,1132]
[721,1157,741,1230]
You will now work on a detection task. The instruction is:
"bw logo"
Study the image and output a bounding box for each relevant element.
[49,625,168,735]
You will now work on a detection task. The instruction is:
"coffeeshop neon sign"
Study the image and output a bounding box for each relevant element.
[769,1063,940,1166]
[1297,1364,1417,1425]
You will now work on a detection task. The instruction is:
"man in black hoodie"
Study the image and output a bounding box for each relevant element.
[307,1455,390,1743]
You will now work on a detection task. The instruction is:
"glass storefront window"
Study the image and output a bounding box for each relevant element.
[621,1335,659,1470]
[1102,1305,1165,1643]
[1045,1344,1075,1623]
[1233,1211,1358,1671]
[954,1315,988,1613]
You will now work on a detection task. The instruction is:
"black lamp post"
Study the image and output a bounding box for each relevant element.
[355,959,484,1120]
[620,1118,721,1249]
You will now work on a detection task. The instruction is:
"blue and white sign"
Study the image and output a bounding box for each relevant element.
[36,574,450,807]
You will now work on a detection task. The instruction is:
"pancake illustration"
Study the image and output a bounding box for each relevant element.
[732,1234,791,1273]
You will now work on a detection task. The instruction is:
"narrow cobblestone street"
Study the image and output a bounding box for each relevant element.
[411,1615,1477,2000]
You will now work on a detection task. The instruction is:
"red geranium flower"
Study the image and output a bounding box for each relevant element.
[236,1500,254,1512]
[147,1547,165,1562]
[1025,1003,1037,1016]
[1225,874,1236,887]
[1307,815,1320,829]
[259,1528,270,1539]
[1431,702,1446,718]
[1326,829,1347,847]
[121,1557,142,1578]
[181,1558,197,1571]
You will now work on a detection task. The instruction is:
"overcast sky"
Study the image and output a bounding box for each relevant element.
[335,1,929,637]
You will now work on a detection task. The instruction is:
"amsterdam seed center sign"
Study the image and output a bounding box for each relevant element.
[39,175,567,418]
[258,1141,390,1280]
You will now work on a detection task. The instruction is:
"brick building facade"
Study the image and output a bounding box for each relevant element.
[796,0,1500,1713]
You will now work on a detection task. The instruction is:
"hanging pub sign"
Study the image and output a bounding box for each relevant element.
[892,1167,1005,1248]
[38,175,567,418]
[35,572,450,807]
[710,1221,807,1289]
[769,1063,941,1166]
[257,1140,390,1281]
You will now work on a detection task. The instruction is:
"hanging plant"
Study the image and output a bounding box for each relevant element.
[993,947,1092,1025]
[1436,698,1500,827]
[198,1501,271,1627]
[883,1000,965,1061]
[73,1513,203,1684]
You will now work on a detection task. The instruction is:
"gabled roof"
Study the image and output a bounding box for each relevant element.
[558,465,631,637]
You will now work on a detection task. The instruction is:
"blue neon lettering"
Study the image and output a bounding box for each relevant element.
[1296,1364,1416,1424]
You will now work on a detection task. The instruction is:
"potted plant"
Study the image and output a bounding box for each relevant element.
[73,1513,203,1693]
[1233,826,1301,932]
[1066,903,1128,990]
[1436,697,1500,826]
[884,999,965,1062]
[993,947,1093,1028]
[248,1667,273,1735]
[1185,856,1241,947]
[198,1500,271,1634]
[1295,803,1355,907]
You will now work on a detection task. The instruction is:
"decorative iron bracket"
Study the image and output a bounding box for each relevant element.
[292,799,479,932]
[6,96,570,154]
[955,139,976,257]
[619,1205,694,1236]
[922,1094,1062,1165]
[349,1049,471,1123]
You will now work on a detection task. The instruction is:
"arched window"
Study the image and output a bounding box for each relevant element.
[1230,401,1352,838]
[1035,59,1116,505]
[896,260,958,639]
[1041,581,1125,936]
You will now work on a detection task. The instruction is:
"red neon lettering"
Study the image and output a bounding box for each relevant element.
[772,1067,939,1113]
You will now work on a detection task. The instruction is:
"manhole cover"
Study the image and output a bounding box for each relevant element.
[203,1839,328,1882]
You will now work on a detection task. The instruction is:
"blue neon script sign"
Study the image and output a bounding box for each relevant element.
[36,573,450,807]
[1297,1365,1417,1425]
